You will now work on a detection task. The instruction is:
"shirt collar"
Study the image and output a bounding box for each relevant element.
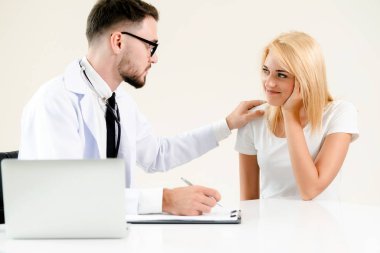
[81,56,113,100]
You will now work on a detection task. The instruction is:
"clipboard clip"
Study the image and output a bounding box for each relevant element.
[230,209,241,218]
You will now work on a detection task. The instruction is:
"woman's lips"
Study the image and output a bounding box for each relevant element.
[266,89,281,95]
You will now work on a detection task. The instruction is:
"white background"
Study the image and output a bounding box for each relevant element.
[0,0,379,206]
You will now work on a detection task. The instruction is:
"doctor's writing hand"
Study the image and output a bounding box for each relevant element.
[162,186,221,216]
[226,100,266,130]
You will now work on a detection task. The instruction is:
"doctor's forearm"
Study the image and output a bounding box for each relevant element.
[138,123,221,172]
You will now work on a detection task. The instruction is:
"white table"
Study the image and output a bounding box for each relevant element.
[1,199,380,253]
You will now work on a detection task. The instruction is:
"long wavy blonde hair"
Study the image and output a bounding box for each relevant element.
[263,32,333,134]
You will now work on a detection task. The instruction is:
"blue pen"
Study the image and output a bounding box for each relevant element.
[180,177,223,207]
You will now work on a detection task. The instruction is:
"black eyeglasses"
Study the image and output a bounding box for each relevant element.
[121,31,158,57]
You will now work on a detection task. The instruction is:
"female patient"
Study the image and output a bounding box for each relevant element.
[235,32,359,200]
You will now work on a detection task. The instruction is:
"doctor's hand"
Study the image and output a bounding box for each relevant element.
[226,100,266,130]
[162,186,221,216]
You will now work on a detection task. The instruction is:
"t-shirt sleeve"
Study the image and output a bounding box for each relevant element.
[326,101,359,142]
[235,122,257,155]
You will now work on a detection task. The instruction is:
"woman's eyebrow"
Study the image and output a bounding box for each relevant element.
[276,69,289,73]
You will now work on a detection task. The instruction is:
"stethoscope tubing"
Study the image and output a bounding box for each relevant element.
[79,60,121,157]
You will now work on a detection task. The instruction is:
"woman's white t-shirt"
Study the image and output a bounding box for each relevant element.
[235,100,359,200]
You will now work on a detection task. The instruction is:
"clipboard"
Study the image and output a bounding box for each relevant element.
[126,209,241,224]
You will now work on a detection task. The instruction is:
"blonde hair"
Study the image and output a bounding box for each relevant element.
[262,31,333,133]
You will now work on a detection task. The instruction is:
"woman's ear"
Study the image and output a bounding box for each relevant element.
[295,79,305,104]
[296,79,301,93]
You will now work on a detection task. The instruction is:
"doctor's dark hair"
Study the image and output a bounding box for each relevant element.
[86,0,159,44]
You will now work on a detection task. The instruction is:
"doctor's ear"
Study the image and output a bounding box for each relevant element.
[110,32,124,54]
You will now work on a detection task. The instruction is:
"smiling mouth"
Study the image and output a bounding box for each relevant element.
[266,89,281,95]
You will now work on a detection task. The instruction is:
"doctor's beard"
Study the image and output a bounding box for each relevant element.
[118,57,150,89]
[122,73,145,89]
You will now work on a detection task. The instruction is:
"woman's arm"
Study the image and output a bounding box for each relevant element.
[239,153,260,200]
[283,111,352,200]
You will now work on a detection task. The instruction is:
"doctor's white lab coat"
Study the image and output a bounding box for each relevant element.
[19,59,227,214]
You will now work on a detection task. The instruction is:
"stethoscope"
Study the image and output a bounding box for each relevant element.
[79,60,121,157]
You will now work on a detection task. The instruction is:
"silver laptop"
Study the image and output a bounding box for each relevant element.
[1,159,127,239]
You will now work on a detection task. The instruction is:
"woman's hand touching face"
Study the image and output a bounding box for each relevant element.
[282,79,303,114]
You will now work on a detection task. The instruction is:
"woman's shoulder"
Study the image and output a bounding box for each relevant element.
[323,100,359,141]
[252,102,269,112]
[324,100,357,116]
[235,103,269,153]
[240,102,269,132]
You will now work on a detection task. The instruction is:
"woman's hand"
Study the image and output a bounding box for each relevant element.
[281,81,303,119]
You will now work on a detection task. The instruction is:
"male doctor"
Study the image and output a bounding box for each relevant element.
[19,0,264,216]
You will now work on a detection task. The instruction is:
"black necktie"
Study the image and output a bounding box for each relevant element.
[106,92,119,158]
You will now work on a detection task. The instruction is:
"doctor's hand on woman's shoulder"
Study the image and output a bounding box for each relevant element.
[226,100,266,130]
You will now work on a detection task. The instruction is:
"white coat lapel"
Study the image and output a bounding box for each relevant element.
[80,94,106,158]
[63,60,105,158]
